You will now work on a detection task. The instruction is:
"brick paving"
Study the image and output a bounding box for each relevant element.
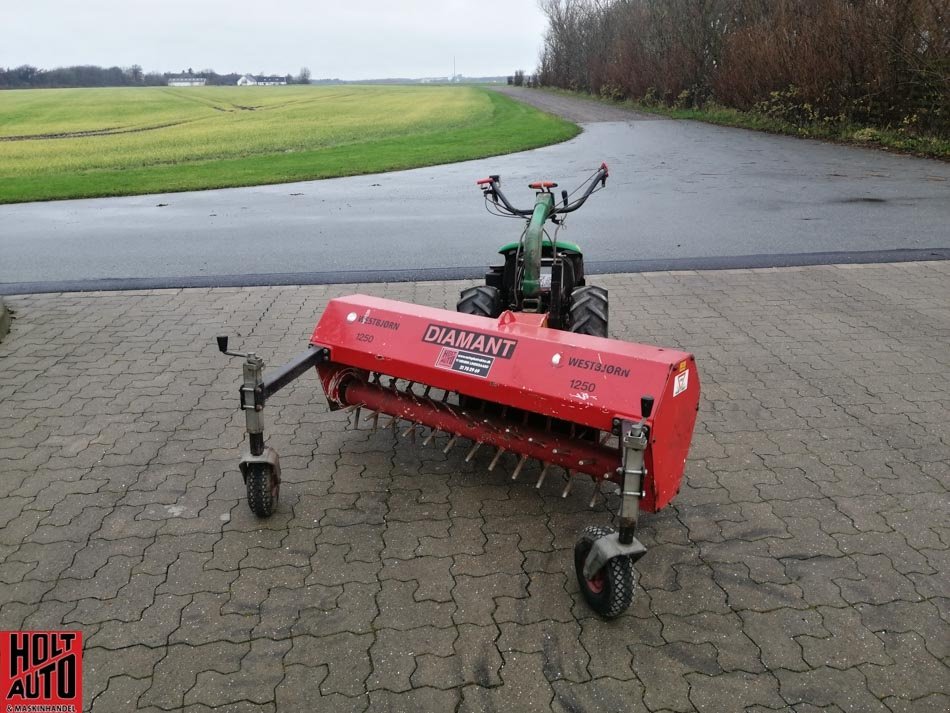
[1,262,948,712]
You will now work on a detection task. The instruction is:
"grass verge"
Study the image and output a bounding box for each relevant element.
[0,86,579,203]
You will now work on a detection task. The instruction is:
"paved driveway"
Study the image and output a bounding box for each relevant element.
[2,90,948,292]
[1,262,947,711]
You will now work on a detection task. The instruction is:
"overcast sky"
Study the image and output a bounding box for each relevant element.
[0,0,549,79]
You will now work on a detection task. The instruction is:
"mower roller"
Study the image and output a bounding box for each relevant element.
[219,163,700,617]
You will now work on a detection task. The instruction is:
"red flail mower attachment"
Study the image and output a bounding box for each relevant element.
[221,294,699,617]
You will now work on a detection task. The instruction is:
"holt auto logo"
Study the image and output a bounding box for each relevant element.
[1,631,82,712]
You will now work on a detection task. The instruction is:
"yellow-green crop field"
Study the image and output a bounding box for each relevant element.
[0,85,578,203]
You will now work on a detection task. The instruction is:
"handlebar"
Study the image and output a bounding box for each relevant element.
[476,162,608,218]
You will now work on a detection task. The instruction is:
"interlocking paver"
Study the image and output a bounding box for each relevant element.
[0,262,948,711]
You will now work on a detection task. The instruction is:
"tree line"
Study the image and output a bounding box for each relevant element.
[537,0,949,136]
[0,65,312,89]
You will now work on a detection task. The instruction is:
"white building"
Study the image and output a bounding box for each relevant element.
[167,75,207,87]
[236,75,287,86]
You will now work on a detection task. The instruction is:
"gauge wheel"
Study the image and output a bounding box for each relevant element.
[246,462,279,517]
[574,525,635,618]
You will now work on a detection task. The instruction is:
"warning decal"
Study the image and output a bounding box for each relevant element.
[673,369,689,397]
[435,348,495,378]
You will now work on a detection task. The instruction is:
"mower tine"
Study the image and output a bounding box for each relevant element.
[465,442,483,462]
[599,431,611,445]
[511,455,528,481]
[353,406,362,428]
[442,434,459,454]
[442,390,450,403]
[400,423,417,439]
[423,385,431,399]
[561,472,574,498]
[422,429,438,447]
[488,448,506,471]
[405,381,415,395]
[371,411,380,433]
[340,403,359,413]
[587,476,602,509]
[535,463,551,489]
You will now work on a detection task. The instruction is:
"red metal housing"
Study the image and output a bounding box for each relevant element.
[311,295,699,511]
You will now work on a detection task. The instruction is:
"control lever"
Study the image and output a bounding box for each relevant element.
[217,335,251,359]
[640,395,655,419]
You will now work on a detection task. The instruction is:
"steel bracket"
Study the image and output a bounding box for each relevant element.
[582,531,647,579]
[617,419,649,537]
[239,447,281,485]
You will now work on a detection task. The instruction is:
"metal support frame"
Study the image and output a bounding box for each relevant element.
[618,419,649,544]
[582,417,650,578]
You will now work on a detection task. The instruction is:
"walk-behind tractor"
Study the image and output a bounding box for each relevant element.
[219,163,700,617]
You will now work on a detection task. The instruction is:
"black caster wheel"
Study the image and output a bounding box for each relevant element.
[246,462,279,517]
[574,525,635,618]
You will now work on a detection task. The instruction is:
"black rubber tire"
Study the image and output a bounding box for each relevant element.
[569,285,608,338]
[457,285,503,319]
[246,463,278,518]
[573,525,635,618]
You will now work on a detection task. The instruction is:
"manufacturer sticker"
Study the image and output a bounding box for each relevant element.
[423,324,517,359]
[436,348,495,378]
[673,369,689,397]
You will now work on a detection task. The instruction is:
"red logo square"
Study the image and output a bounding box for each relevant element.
[1,631,82,711]
[436,347,458,369]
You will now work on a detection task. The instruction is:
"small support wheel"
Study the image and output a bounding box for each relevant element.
[246,462,279,517]
[574,525,635,618]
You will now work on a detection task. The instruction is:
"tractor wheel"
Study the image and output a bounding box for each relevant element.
[246,462,279,518]
[457,285,503,319]
[569,286,608,338]
[574,525,635,618]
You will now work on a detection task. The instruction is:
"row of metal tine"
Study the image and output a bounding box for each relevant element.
[340,374,616,508]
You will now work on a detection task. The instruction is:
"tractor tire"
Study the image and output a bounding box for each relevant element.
[574,525,635,618]
[457,285,503,319]
[246,462,279,518]
[569,286,608,338]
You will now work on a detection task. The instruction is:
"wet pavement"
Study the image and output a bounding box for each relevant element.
[1,262,948,711]
[2,90,948,292]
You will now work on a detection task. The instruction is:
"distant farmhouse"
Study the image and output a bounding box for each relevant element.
[237,75,287,86]
[167,74,207,87]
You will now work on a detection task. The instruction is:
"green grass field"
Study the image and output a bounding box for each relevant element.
[0,85,579,203]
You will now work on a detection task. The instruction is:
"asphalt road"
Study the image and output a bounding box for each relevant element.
[2,88,948,293]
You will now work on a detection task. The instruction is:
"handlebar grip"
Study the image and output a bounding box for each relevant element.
[476,178,493,186]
